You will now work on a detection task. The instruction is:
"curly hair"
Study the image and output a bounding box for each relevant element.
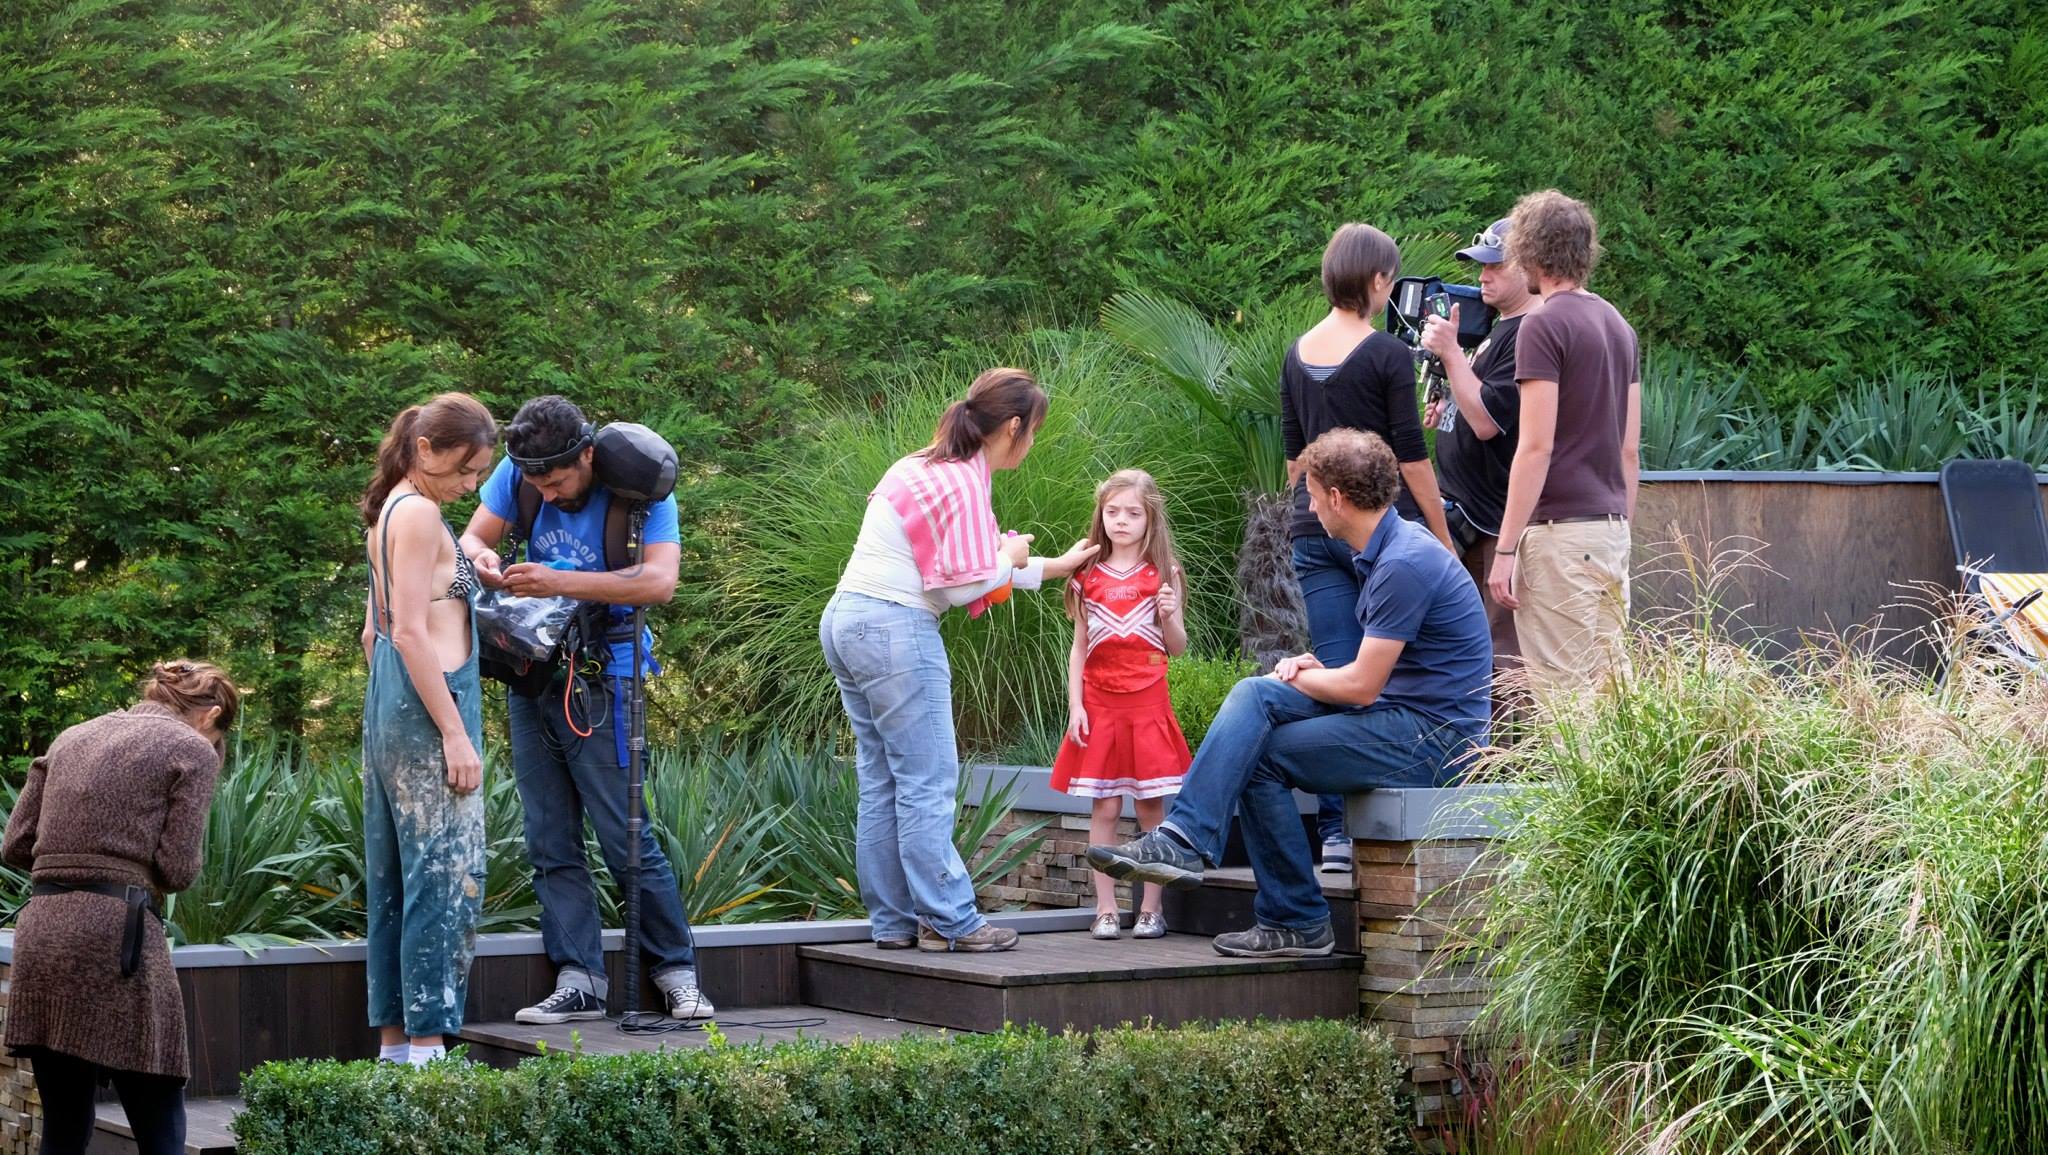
[505,395,589,462]
[1297,428,1399,512]
[1505,189,1600,285]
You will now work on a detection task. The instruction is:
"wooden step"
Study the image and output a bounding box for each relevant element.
[457,1004,929,1067]
[91,1097,239,1155]
[1160,866,1361,953]
[798,931,1361,1033]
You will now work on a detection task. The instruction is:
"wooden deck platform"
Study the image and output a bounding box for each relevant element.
[797,930,1361,1033]
[91,1098,239,1155]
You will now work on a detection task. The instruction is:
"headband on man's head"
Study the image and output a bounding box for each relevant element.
[511,422,594,476]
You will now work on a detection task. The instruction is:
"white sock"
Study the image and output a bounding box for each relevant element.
[378,1042,410,1064]
[406,1043,445,1067]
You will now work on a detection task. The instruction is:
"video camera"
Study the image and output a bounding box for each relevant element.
[1383,276,1497,405]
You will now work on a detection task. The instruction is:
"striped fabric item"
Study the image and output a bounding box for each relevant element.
[1981,572,2048,661]
[872,450,1006,617]
[1083,561,1165,658]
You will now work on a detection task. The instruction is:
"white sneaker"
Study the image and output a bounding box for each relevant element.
[659,968,715,1022]
[1319,838,1354,874]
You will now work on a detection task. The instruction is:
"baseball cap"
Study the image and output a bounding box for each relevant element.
[1456,218,1512,264]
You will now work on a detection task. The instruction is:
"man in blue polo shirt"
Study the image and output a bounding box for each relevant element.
[459,395,710,1024]
[1089,428,1492,957]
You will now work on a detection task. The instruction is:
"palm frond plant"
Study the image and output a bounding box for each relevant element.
[1102,289,1322,666]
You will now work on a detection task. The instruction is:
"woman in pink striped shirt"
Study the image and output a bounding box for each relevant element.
[822,368,1097,953]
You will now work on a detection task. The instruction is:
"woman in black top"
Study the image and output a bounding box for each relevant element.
[1279,223,1453,871]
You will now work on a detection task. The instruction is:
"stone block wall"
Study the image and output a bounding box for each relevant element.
[0,963,39,1155]
[973,807,1144,909]
[1353,837,1498,1132]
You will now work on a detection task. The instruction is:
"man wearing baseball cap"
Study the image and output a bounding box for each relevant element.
[1418,217,1533,679]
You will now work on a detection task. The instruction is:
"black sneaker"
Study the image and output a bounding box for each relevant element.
[515,985,605,1025]
[1085,830,1206,890]
[1213,922,1336,958]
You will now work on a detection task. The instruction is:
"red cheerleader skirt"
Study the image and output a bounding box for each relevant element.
[1050,677,1191,799]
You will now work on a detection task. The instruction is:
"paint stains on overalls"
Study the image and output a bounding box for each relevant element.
[362,494,487,1039]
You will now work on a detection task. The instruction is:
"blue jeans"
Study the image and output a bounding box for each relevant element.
[507,685,696,998]
[1291,534,1365,844]
[820,592,985,941]
[1160,677,1476,931]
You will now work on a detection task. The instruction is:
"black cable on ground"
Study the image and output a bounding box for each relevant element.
[611,1011,830,1036]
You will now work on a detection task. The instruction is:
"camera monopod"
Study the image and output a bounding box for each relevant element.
[590,422,679,1018]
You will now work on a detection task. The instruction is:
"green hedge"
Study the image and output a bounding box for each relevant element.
[7,0,2042,753]
[233,1021,1410,1155]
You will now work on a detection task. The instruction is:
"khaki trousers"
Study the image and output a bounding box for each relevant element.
[1513,518,1631,695]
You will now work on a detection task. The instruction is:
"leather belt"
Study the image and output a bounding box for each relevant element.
[1533,514,1627,526]
[32,882,162,978]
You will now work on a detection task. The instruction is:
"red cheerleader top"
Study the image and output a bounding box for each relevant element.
[1077,560,1169,693]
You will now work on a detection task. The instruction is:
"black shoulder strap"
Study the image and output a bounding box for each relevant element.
[513,480,543,551]
[602,499,643,570]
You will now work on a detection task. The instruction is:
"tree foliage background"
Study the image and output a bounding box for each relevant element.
[4,0,2043,753]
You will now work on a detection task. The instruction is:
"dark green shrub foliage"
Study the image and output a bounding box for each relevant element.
[4,0,2041,752]
[233,1021,1407,1155]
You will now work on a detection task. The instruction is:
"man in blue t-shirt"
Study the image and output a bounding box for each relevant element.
[459,395,709,1025]
[1088,428,1492,958]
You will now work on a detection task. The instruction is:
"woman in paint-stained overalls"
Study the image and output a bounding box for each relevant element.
[358,393,497,1065]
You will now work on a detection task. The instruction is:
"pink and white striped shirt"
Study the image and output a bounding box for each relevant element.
[838,451,1042,618]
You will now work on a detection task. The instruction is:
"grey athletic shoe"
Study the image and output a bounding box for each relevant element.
[1319,838,1355,875]
[918,922,1020,953]
[1132,911,1167,939]
[1213,922,1336,958]
[1086,830,1206,890]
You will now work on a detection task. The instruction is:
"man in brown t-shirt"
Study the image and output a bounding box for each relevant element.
[1488,190,1641,693]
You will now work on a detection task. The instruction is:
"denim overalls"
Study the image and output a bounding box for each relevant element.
[362,493,487,1038]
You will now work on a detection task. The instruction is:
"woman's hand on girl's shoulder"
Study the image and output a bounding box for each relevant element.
[1044,538,1099,580]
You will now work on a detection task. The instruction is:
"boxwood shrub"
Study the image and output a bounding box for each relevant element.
[233,1020,1407,1155]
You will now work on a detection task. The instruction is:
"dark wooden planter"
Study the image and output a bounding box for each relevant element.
[1633,471,2048,668]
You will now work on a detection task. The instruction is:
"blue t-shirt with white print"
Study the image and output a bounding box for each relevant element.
[479,458,679,677]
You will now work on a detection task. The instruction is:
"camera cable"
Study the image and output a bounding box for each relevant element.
[613,1010,830,1037]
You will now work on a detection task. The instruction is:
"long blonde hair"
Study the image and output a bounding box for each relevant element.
[1065,469,1183,622]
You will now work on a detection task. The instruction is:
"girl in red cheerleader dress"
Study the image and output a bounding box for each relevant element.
[1051,469,1192,941]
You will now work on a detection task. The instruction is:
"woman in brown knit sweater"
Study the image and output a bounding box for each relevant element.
[3,661,239,1155]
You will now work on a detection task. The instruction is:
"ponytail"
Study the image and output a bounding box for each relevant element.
[360,393,499,526]
[925,367,1048,463]
[361,406,423,526]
